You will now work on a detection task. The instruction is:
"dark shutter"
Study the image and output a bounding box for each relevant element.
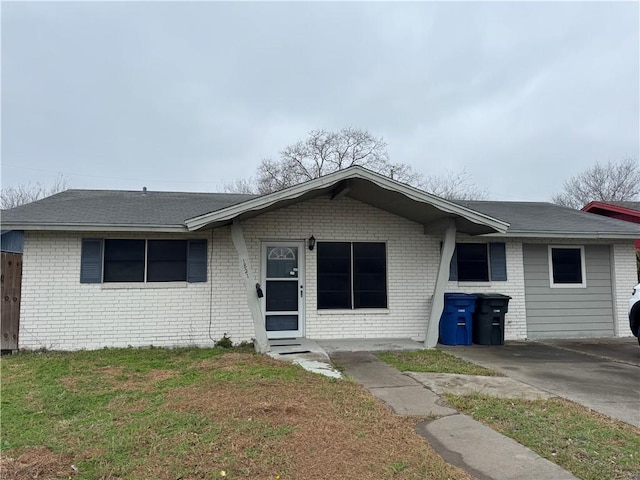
[187,239,207,283]
[80,238,103,283]
[449,246,458,281]
[489,243,507,281]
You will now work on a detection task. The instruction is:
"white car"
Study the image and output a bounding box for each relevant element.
[630,283,640,345]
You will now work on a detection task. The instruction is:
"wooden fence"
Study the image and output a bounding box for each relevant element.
[1,252,22,351]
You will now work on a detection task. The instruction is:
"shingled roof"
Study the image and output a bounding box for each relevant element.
[454,200,640,238]
[1,189,257,230]
[2,182,639,239]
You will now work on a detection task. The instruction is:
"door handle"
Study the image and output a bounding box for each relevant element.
[300,285,304,298]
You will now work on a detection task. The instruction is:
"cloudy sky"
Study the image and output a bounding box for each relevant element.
[2,1,638,201]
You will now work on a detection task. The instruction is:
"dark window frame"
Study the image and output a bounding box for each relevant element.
[317,241,387,310]
[456,243,490,282]
[103,239,189,283]
[449,242,507,282]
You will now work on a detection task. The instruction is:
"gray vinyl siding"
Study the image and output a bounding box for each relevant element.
[523,244,614,339]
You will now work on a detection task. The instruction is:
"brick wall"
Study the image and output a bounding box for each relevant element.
[242,196,439,340]
[444,239,527,340]
[21,195,631,350]
[611,242,638,336]
[19,230,254,350]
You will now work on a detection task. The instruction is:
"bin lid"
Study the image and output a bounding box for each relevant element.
[473,293,512,300]
[444,293,477,299]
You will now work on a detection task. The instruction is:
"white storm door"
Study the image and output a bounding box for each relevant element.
[262,242,304,339]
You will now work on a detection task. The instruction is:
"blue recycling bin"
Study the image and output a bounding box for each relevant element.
[439,293,477,346]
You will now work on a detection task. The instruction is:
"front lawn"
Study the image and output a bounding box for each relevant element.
[377,349,500,376]
[379,348,640,479]
[1,347,472,480]
[447,394,640,480]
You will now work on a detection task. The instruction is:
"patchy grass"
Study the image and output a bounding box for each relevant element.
[1,347,473,480]
[378,349,501,376]
[446,394,640,480]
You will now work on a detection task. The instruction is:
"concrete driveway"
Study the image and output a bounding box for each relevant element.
[439,337,640,427]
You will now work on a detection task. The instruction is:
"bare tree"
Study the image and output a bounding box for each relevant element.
[224,127,487,200]
[252,128,420,194]
[419,168,488,201]
[222,177,258,194]
[1,175,69,209]
[552,158,640,209]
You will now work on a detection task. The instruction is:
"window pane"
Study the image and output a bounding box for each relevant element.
[103,240,145,282]
[147,240,187,282]
[317,242,351,309]
[552,248,583,284]
[266,281,298,312]
[353,243,387,308]
[266,247,298,278]
[266,315,298,332]
[457,243,489,282]
[148,240,187,262]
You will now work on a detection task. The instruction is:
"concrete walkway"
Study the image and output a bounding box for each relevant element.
[331,351,579,480]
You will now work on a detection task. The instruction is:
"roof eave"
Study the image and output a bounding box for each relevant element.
[481,230,640,240]
[1,223,189,233]
[184,167,510,233]
[582,201,640,217]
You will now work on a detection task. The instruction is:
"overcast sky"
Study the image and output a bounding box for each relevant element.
[2,1,638,201]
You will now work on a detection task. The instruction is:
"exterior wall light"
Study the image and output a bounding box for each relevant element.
[308,235,316,251]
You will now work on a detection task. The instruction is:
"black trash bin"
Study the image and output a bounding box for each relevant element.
[473,294,511,345]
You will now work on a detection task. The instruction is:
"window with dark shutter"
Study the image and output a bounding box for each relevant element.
[449,242,507,282]
[82,238,207,284]
[457,243,489,281]
[147,240,188,282]
[103,240,145,282]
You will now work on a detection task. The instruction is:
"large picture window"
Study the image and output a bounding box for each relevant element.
[81,238,207,284]
[317,242,387,309]
[549,246,586,288]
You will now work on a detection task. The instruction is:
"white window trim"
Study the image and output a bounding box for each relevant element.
[548,245,587,288]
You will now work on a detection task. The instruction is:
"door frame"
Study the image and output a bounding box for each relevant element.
[261,241,305,339]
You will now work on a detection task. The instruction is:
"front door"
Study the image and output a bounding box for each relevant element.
[262,242,304,339]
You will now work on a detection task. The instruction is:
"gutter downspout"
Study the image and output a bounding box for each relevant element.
[230,219,269,353]
[425,218,457,348]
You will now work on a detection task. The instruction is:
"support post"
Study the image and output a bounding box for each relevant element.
[230,219,269,353]
[425,218,457,348]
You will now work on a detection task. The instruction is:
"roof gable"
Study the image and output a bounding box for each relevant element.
[184,167,509,235]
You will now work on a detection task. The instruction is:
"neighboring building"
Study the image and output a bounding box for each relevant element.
[2,167,638,351]
[1,230,24,253]
[582,201,640,249]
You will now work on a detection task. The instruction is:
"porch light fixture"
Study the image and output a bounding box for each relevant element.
[308,235,316,251]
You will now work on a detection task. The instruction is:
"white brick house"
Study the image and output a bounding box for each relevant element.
[3,167,638,351]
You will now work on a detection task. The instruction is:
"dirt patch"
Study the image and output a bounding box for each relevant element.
[146,369,174,383]
[60,367,175,394]
[195,352,265,371]
[161,374,472,480]
[0,447,74,480]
